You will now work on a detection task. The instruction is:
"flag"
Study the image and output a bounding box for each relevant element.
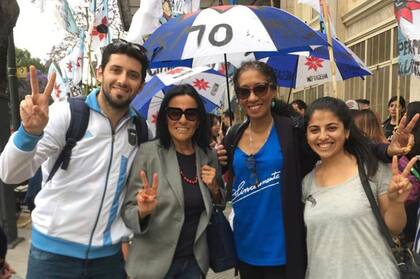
[127,0,201,44]
[127,0,163,44]
[169,0,201,17]
[90,0,97,13]
[54,0,79,35]
[90,0,111,50]
[298,0,336,37]
[394,0,420,77]
[298,0,320,13]
[48,62,69,102]
[60,33,85,85]
[31,0,46,12]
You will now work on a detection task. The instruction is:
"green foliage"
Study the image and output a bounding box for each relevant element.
[15,48,47,73]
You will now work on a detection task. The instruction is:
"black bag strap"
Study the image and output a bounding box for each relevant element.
[47,97,90,182]
[223,120,249,175]
[133,115,148,145]
[357,158,399,252]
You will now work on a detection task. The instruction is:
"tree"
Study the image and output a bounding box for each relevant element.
[16,48,47,73]
[0,1,19,97]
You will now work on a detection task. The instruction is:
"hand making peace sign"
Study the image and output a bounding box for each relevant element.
[20,65,56,136]
[136,171,158,219]
[387,155,418,204]
[388,113,419,156]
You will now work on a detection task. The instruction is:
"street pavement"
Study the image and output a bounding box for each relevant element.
[8,210,238,279]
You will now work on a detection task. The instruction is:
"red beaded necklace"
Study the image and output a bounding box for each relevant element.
[180,170,198,184]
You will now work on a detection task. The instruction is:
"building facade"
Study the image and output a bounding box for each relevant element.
[285,0,419,120]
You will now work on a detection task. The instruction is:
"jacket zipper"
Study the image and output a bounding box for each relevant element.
[84,126,115,259]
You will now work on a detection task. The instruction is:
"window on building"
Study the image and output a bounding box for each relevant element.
[344,27,410,121]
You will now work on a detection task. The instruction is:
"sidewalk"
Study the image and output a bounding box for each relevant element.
[7,212,31,279]
[8,212,238,279]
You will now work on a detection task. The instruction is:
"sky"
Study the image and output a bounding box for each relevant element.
[14,0,86,62]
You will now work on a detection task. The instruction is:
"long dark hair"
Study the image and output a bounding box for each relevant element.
[155,84,210,152]
[353,109,387,144]
[305,97,379,177]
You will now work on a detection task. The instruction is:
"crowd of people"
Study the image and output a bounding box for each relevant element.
[0,40,419,279]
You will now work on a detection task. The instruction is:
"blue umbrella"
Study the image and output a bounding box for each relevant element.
[264,32,371,89]
[144,5,326,68]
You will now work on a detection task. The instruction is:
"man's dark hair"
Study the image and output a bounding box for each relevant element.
[156,84,210,152]
[101,40,149,83]
[291,99,307,110]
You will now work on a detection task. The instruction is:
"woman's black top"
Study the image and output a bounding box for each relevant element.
[173,152,205,260]
[382,118,395,140]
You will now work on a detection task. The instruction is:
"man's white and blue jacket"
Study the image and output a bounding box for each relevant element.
[0,90,144,259]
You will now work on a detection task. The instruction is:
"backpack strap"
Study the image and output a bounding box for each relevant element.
[47,97,90,182]
[222,120,249,199]
[133,115,148,145]
[223,120,249,175]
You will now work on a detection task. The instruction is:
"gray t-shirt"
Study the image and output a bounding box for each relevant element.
[302,162,399,279]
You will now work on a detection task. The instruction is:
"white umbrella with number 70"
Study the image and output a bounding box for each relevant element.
[144,5,327,68]
[143,5,327,114]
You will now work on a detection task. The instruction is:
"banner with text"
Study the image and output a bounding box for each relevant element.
[394,0,420,77]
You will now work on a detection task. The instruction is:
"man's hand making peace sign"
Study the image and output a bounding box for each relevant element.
[20,66,56,136]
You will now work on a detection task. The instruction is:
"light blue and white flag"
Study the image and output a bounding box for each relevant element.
[48,61,69,102]
[54,0,79,35]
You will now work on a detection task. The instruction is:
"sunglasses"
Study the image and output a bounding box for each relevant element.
[245,154,259,186]
[166,107,199,121]
[236,83,271,100]
[111,39,147,55]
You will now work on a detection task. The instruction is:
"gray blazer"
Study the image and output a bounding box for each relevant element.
[122,139,224,279]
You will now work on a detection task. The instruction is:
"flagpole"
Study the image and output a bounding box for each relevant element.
[320,0,338,98]
[223,54,233,126]
[286,87,293,103]
[219,0,233,126]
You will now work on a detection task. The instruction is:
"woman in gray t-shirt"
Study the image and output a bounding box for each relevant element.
[302,97,417,279]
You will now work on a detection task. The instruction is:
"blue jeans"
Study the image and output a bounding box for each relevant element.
[27,245,126,279]
[164,257,203,279]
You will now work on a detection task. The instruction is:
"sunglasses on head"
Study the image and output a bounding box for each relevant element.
[236,83,271,100]
[245,154,259,186]
[166,107,199,121]
[111,39,147,55]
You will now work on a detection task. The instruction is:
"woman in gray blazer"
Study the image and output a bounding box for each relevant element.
[123,84,224,279]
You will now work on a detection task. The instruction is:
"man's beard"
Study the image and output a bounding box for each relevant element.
[102,88,134,110]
